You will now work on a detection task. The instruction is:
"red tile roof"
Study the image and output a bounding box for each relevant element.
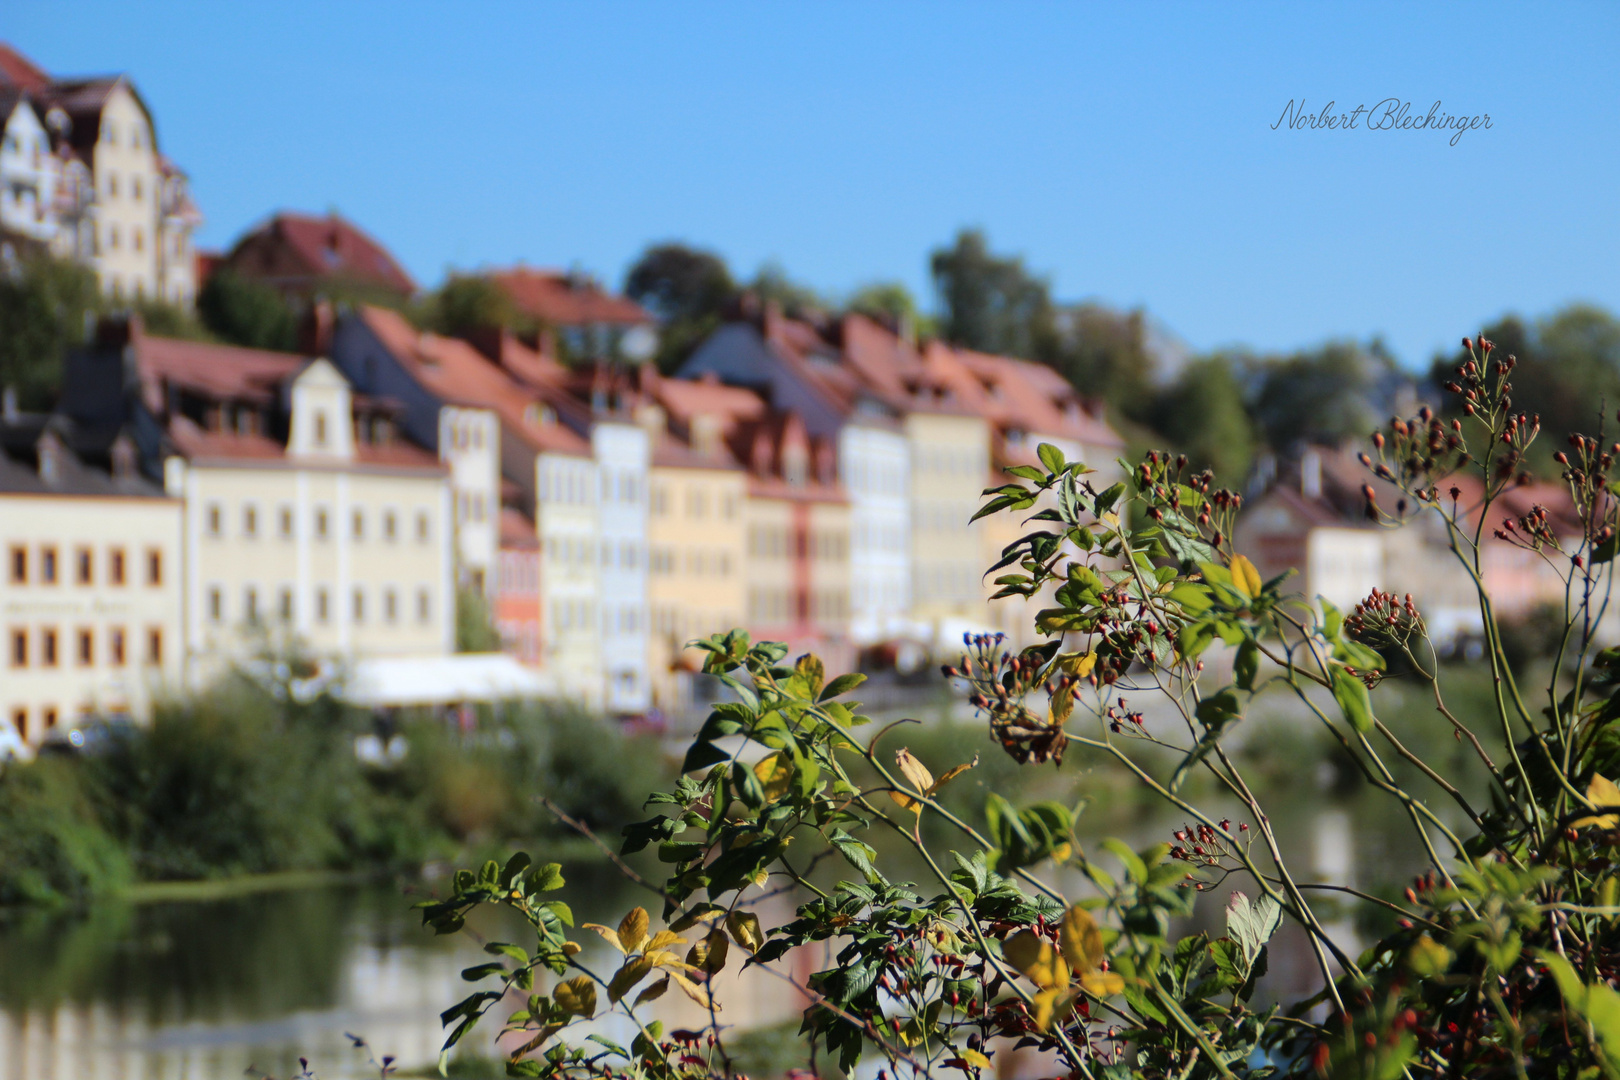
[360,306,592,457]
[644,370,767,433]
[949,347,1124,450]
[499,507,540,549]
[135,335,305,405]
[229,212,416,296]
[489,267,652,327]
[0,44,51,94]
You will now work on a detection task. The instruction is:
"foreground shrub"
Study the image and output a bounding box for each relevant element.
[429,335,1620,1079]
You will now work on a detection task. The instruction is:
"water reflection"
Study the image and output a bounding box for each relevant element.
[0,785,1448,1079]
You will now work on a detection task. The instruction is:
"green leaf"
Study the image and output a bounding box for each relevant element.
[820,672,867,701]
[1037,442,1066,475]
[1331,666,1375,733]
[526,863,565,892]
[829,830,884,884]
[1319,596,1343,639]
[1597,533,1620,565]
[1101,838,1148,886]
[1233,639,1259,690]
[1224,891,1282,971]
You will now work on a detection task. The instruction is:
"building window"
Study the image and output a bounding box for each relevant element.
[77,628,93,665]
[40,546,57,584]
[76,547,93,584]
[384,588,397,623]
[314,411,328,447]
[207,503,222,536]
[352,588,365,623]
[147,548,163,586]
[11,709,25,742]
[208,586,222,622]
[106,171,118,197]
[417,588,431,622]
[9,628,25,667]
[147,628,162,666]
[278,587,293,622]
[279,506,294,538]
[132,175,143,200]
[108,223,120,249]
[383,510,397,541]
[315,508,330,540]
[352,509,364,540]
[9,546,25,584]
[42,707,57,731]
[110,547,126,585]
[244,587,258,624]
[316,588,330,623]
[133,227,144,252]
[110,627,126,666]
[41,628,57,667]
[416,511,430,543]
[243,504,258,537]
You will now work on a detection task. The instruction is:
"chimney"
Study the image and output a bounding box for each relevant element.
[1,387,16,422]
[110,433,137,479]
[36,431,64,485]
[1300,447,1322,500]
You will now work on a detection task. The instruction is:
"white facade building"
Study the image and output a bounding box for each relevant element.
[840,422,912,645]
[536,449,602,706]
[591,421,651,714]
[438,406,502,597]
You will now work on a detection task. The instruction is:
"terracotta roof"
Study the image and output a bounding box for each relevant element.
[490,267,652,327]
[167,413,441,471]
[729,410,845,502]
[135,334,306,404]
[359,306,591,457]
[230,212,416,296]
[646,371,767,432]
[951,347,1124,450]
[651,431,742,471]
[0,44,51,94]
[499,507,539,549]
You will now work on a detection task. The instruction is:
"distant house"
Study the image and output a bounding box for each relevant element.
[0,42,203,305]
[0,398,184,742]
[221,211,416,301]
[60,318,455,683]
[487,266,653,361]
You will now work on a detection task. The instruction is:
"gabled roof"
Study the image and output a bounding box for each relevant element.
[489,267,652,327]
[950,347,1124,450]
[644,370,767,434]
[230,212,416,296]
[0,44,51,94]
[359,306,591,457]
[134,335,306,405]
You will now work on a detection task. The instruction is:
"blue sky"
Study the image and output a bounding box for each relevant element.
[4,2,1616,368]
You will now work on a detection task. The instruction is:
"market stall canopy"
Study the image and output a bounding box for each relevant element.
[343,653,553,708]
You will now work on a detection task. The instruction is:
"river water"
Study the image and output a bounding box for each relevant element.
[0,689,1474,1080]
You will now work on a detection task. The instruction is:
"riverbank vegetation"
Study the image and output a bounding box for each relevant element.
[0,675,671,909]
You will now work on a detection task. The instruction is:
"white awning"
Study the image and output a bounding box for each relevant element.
[342,653,554,708]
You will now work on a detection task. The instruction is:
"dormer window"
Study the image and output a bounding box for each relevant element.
[314,411,327,447]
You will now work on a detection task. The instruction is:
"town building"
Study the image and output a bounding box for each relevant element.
[1,404,184,744]
[488,266,654,361]
[220,211,416,301]
[495,507,542,666]
[59,321,455,684]
[0,43,202,304]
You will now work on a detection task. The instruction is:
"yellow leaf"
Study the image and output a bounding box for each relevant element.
[643,949,689,968]
[1101,511,1119,528]
[895,748,935,794]
[668,969,719,1010]
[1050,683,1075,726]
[607,956,655,1002]
[686,929,730,974]
[1058,651,1097,678]
[633,975,670,1006]
[1576,774,1620,830]
[753,753,794,803]
[1002,930,1068,990]
[1058,905,1104,974]
[1406,935,1453,978]
[726,911,763,952]
[645,930,686,954]
[1230,554,1262,599]
[580,923,623,952]
[509,1025,562,1061]
[889,790,920,813]
[929,756,978,794]
[617,908,650,953]
[1078,970,1124,997]
[960,1048,991,1070]
[1031,987,1077,1032]
[562,941,581,957]
[552,976,597,1017]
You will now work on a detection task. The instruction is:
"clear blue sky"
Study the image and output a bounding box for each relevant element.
[5,2,1617,368]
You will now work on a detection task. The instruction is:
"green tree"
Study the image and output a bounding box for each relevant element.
[133,297,212,341]
[929,228,1053,359]
[746,261,827,320]
[455,585,502,653]
[846,280,934,337]
[624,243,737,372]
[421,273,521,339]
[1042,302,1159,423]
[1150,354,1256,478]
[1251,339,1397,451]
[197,269,299,351]
[0,252,100,409]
